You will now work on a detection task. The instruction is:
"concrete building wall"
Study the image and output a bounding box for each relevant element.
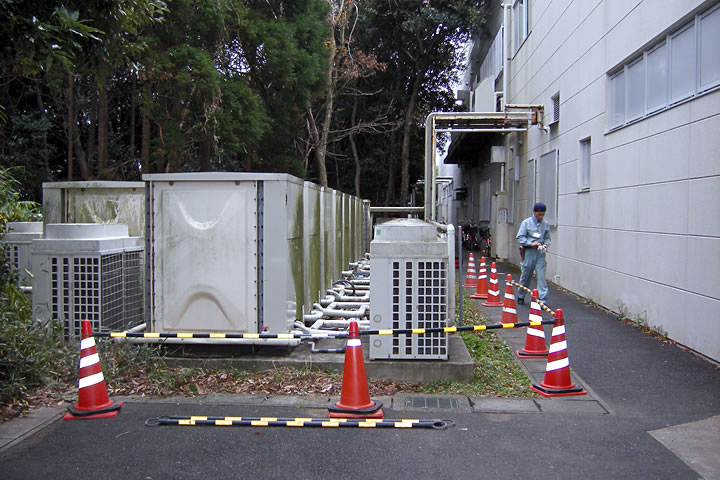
[472,0,720,360]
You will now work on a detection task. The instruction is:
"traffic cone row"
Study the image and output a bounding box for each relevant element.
[482,262,503,307]
[531,309,587,397]
[470,257,488,299]
[328,319,384,419]
[516,289,549,359]
[500,274,517,324]
[64,319,123,420]
[462,253,478,288]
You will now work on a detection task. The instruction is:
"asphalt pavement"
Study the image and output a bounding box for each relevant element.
[1,261,718,479]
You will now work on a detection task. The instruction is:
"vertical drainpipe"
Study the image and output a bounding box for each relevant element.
[502,3,511,110]
[424,113,436,222]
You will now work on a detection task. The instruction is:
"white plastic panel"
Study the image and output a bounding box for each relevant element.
[153,184,257,333]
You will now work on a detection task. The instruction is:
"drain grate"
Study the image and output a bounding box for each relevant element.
[405,396,460,409]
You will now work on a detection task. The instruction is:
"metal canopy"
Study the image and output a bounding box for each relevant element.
[424,105,545,221]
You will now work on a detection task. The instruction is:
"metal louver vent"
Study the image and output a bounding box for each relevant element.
[551,92,560,124]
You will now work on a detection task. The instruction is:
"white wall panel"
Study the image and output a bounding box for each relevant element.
[688,176,720,236]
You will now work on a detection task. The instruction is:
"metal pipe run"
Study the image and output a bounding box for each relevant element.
[108,337,301,346]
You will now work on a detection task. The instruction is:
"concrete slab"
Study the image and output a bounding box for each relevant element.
[470,397,539,413]
[393,394,472,413]
[534,398,609,415]
[0,406,65,454]
[649,415,720,480]
[163,332,475,383]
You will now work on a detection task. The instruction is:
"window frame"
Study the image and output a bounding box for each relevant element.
[607,4,719,131]
[538,150,558,226]
[513,0,530,53]
[698,4,720,92]
[578,137,591,192]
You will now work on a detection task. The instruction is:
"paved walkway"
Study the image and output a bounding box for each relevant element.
[1,259,718,479]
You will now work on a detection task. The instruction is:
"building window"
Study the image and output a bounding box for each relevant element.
[670,24,696,103]
[514,0,530,52]
[508,168,516,224]
[526,158,535,216]
[608,3,720,130]
[646,42,668,113]
[479,179,491,222]
[538,151,558,226]
[699,5,720,91]
[579,138,591,191]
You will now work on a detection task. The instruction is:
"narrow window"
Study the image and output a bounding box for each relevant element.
[579,138,591,191]
[699,5,720,91]
[626,58,645,121]
[609,71,625,128]
[538,151,558,226]
[646,42,668,113]
[670,24,696,103]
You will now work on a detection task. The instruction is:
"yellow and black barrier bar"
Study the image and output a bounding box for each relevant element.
[96,320,556,340]
[145,415,453,430]
[96,332,307,340]
[508,280,555,316]
[363,320,555,336]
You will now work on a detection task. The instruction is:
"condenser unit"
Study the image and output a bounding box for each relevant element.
[3,222,43,285]
[31,224,143,340]
[369,219,451,360]
[43,181,145,238]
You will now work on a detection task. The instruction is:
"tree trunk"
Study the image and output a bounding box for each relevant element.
[88,92,97,177]
[400,75,421,206]
[349,96,361,196]
[141,110,150,175]
[97,75,109,178]
[199,137,212,171]
[385,131,396,205]
[129,74,136,162]
[66,72,74,180]
[74,134,89,179]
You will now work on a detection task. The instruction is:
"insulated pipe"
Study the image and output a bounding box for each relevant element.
[503,3,512,109]
[318,304,369,319]
[110,337,301,347]
[310,319,370,330]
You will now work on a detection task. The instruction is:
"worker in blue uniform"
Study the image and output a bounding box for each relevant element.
[516,202,551,304]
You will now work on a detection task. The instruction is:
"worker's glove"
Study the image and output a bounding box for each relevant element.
[537,244,548,254]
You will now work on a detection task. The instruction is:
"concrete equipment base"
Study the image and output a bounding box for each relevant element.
[162,334,474,383]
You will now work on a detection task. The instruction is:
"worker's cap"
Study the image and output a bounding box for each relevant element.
[533,202,547,212]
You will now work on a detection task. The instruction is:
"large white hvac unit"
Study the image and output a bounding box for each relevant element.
[144,173,310,336]
[31,224,144,339]
[43,181,145,237]
[3,222,43,285]
[369,219,453,360]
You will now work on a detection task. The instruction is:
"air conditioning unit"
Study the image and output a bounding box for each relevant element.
[369,219,450,360]
[42,181,145,238]
[3,222,43,285]
[31,223,144,340]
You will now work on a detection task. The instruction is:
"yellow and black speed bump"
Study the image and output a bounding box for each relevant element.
[96,321,555,340]
[145,415,453,430]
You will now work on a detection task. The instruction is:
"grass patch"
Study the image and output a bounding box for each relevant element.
[405,288,535,397]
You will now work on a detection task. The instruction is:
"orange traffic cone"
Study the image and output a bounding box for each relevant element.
[517,289,549,358]
[531,309,587,397]
[501,274,518,324]
[462,253,478,288]
[482,262,503,307]
[328,319,384,419]
[470,257,488,299]
[64,319,123,420]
